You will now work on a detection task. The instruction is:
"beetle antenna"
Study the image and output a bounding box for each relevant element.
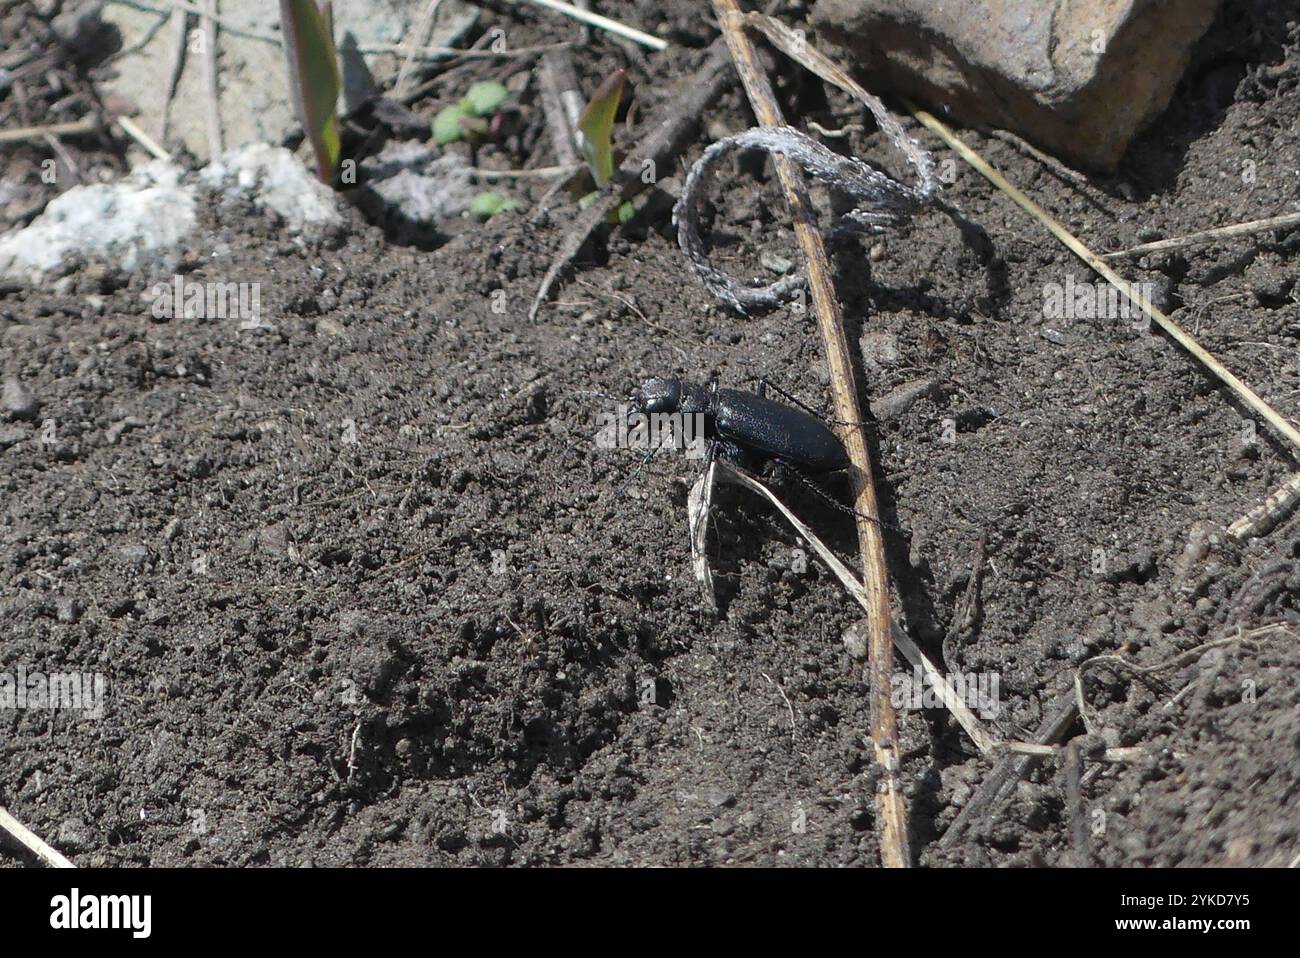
[617,443,661,496]
[777,462,900,531]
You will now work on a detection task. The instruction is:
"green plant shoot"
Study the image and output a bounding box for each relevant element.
[577,69,626,188]
[279,0,342,185]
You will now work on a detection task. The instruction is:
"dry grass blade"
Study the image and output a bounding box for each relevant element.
[908,103,1300,456]
[116,115,172,161]
[687,463,719,613]
[511,0,668,51]
[743,12,935,194]
[1103,211,1300,259]
[1228,471,1300,542]
[711,0,908,866]
[0,806,75,868]
[393,0,445,99]
[715,463,998,756]
[0,117,98,143]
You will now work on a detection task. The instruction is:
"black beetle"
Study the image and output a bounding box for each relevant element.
[632,377,850,475]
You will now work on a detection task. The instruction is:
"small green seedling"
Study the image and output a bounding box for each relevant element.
[576,69,633,223]
[469,191,520,219]
[279,0,342,185]
[433,80,510,146]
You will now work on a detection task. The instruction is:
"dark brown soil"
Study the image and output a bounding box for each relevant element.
[1,0,1297,867]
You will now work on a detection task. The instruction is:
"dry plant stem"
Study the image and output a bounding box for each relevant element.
[711,0,907,868]
[116,115,172,161]
[528,37,734,319]
[687,464,719,613]
[909,103,1300,456]
[0,806,75,868]
[0,116,97,143]
[938,693,1080,850]
[716,463,998,756]
[201,0,223,160]
[1064,740,1089,867]
[160,5,189,140]
[1104,211,1300,259]
[538,49,582,168]
[393,0,445,99]
[512,0,668,51]
[1001,741,1144,764]
[1228,471,1300,542]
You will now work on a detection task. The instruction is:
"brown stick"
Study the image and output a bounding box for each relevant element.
[1063,739,1089,867]
[710,0,908,867]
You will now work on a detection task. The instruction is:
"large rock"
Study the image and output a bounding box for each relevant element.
[812,0,1222,170]
[0,161,195,282]
[0,146,340,283]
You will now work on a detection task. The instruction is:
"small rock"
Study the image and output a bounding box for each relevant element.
[0,161,195,283]
[2,376,38,420]
[200,144,342,237]
[871,378,942,421]
[860,331,901,371]
[760,251,795,275]
[55,817,90,852]
[55,596,83,624]
[842,619,869,660]
[117,543,149,572]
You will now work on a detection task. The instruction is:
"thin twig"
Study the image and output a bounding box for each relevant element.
[0,116,97,143]
[0,806,75,868]
[159,5,189,141]
[999,741,1145,764]
[200,0,223,160]
[938,693,1080,850]
[116,115,172,160]
[528,37,734,320]
[1228,471,1300,542]
[1103,212,1300,259]
[713,0,907,866]
[537,48,583,168]
[715,463,998,757]
[393,0,445,99]
[1063,740,1089,867]
[471,164,578,179]
[510,0,668,51]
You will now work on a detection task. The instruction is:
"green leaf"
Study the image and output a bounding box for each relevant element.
[279,0,342,185]
[433,104,468,145]
[616,201,635,225]
[577,69,626,188]
[462,80,509,118]
[470,191,519,218]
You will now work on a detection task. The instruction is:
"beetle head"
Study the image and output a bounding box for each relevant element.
[632,377,682,415]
